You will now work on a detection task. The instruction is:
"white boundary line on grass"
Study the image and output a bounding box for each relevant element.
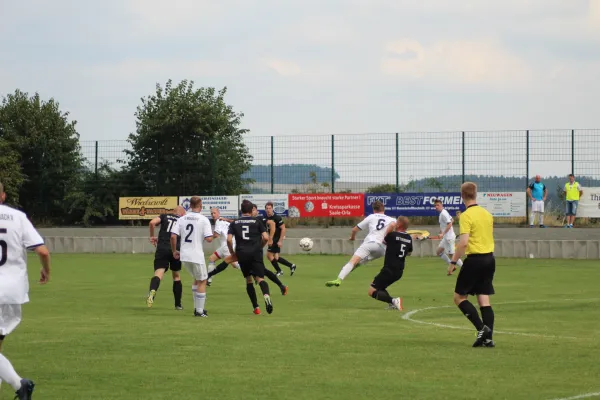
[549,392,600,400]
[401,298,600,340]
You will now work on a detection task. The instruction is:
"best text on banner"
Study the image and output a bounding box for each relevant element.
[364,193,465,216]
[479,192,526,217]
[288,193,364,217]
[239,194,289,216]
[118,197,179,220]
[178,196,239,219]
[578,187,600,218]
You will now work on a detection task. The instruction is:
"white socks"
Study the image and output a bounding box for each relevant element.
[195,292,206,313]
[539,214,544,225]
[0,353,21,390]
[530,212,544,225]
[440,253,451,264]
[338,263,355,280]
[232,262,240,269]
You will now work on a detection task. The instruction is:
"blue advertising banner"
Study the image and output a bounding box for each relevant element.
[364,193,465,216]
[238,194,289,217]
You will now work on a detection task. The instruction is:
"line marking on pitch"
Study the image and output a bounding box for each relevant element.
[548,392,600,400]
[401,298,600,340]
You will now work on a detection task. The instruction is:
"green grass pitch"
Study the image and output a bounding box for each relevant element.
[2,254,599,400]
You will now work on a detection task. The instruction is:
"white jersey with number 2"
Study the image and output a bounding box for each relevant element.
[357,214,396,245]
[170,211,213,264]
[0,205,45,305]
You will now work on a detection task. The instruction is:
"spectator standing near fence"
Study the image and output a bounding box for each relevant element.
[564,174,583,228]
[527,175,547,228]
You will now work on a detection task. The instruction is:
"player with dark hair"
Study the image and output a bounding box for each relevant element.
[228,200,274,315]
[147,205,186,309]
[264,202,297,276]
[368,216,412,311]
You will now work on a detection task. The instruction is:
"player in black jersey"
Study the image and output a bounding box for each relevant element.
[265,202,297,276]
[147,206,186,309]
[368,216,413,311]
[228,200,274,315]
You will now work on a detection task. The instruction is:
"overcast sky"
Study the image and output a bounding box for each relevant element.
[1,0,599,146]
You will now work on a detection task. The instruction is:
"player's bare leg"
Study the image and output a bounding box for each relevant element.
[147,268,166,307]
[326,255,362,287]
[172,270,183,310]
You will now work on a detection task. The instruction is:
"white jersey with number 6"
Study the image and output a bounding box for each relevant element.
[357,214,396,244]
[170,211,213,264]
[0,205,45,305]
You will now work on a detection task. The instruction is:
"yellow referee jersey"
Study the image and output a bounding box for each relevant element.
[459,204,494,255]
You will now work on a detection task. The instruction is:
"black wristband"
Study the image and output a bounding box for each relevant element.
[450,261,457,265]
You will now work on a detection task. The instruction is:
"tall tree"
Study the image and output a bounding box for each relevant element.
[0,89,83,222]
[125,80,253,196]
[0,138,25,206]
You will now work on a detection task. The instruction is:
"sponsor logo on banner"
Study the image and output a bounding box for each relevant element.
[479,192,526,217]
[239,194,288,216]
[364,193,465,216]
[578,187,600,218]
[288,193,364,217]
[178,196,239,219]
[118,197,178,220]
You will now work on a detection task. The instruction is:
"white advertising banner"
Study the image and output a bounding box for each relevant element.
[478,192,526,217]
[238,194,289,216]
[578,187,600,218]
[178,196,239,219]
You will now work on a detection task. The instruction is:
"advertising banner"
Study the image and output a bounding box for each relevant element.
[364,193,465,216]
[178,196,239,219]
[479,192,526,217]
[288,193,364,217]
[239,194,289,216]
[578,188,600,218]
[118,197,178,220]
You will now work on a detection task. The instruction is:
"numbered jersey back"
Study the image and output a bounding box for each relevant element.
[171,212,213,264]
[158,214,181,251]
[357,214,396,244]
[228,216,266,256]
[383,231,413,269]
[0,205,45,304]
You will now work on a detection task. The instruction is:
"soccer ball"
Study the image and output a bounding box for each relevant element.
[299,237,313,252]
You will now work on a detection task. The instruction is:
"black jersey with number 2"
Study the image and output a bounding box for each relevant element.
[228,216,266,256]
[157,214,181,251]
[383,231,413,269]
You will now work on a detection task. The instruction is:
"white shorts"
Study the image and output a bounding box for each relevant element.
[532,200,545,213]
[439,238,456,254]
[214,245,231,259]
[182,261,208,281]
[0,304,22,336]
[353,242,386,263]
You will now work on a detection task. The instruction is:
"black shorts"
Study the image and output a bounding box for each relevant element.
[454,253,495,296]
[154,249,182,272]
[237,252,266,279]
[267,244,281,254]
[371,265,404,291]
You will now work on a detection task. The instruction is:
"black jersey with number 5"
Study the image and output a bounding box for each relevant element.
[228,217,266,256]
[383,231,413,269]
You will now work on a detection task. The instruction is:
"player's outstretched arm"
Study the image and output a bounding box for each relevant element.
[279,223,286,246]
[34,245,51,284]
[349,226,360,241]
[267,220,276,244]
[170,233,180,259]
[449,234,469,275]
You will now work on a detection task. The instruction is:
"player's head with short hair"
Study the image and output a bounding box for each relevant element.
[174,206,186,216]
[241,199,253,215]
[251,203,259,217]
[396,216,409,231]
[265,201,274,216]
[461,182,477,202]
[535,174,541,182]
[568,173,575,182]
[189,196,202,211]
[433,199,444,212]
[0,181,4,204]
[372,200,384,213]
[210,207,221,220]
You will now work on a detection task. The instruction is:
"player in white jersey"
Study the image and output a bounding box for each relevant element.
[0,182,51,399]
[326,201,395,287]
[170,197,213,317]
[434,199,463,274]
[206,208,240,285]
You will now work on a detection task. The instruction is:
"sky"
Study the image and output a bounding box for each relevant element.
[1,0,599,183]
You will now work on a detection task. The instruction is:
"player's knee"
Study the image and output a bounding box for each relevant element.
[245,276,253,284]
[453,293,467,305]
[368,286,377,297]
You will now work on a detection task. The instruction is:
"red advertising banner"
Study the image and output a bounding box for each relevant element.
[288,193,365,217]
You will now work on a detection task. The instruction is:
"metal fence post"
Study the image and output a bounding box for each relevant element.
[211,141,217,194]
[270,136,274,194]
[395,132,399,193]
[331,135,335,193]
[94,141,99,179]
[461,131,466,183]
[571,129,575,175]
[525,130,530,222]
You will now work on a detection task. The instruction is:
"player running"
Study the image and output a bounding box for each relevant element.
[368,216,413,311]
[170,197,213,317]
[228,200,274,315]
[0,182,51,399]
[326,201,395,287]
[434,199,463,274]
[264,202,297,276]
[146,206,186,309]
[206,208,240,285]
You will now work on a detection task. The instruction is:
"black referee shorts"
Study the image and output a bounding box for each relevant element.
[454,253,495,296]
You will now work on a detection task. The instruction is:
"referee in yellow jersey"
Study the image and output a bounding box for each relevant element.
[450,182,496,348]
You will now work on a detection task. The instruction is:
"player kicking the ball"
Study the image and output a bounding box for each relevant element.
[434,199,463,275]
[326,201,395,287]
[368,216,413,311]
[206,207,240,285]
